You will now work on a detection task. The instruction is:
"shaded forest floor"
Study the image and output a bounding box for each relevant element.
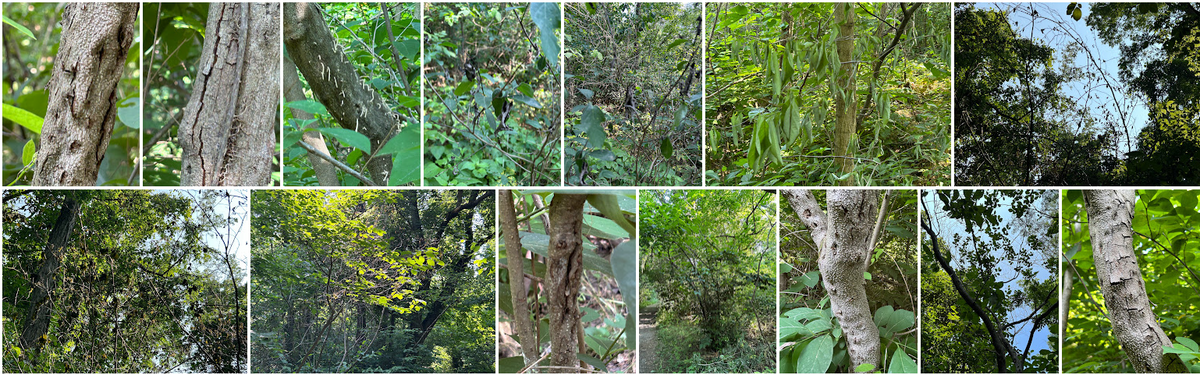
[639,304,660,372]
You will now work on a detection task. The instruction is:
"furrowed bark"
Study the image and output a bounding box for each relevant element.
[1084,190,1187,373]
[283,3,399,183]
[283,56,338,186]
[784,189,880,370]
[500,190,539,365]
[547,194,587,372]
[179,3,280,186]
[20,197,82,351]
[832,3,857,186]
[31,4,138,186]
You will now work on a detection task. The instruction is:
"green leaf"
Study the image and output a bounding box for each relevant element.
[22,140,36,166]
[515,232,612,276]
[855,363,876,373]
[666,38,687,50]
[589,149,616,161]
[581,106,607,148]
[660,138,674,159]
[611,240,637,349]
[864,271,872,280]
[587,194,636,240]
[3,15,36,40]
[888,350,917,373]
[318,128,372,153]
[1177,337,1200,352]
[454,80,475,96]
[117,97,140,129]
[796,335,833,373]
[781,262,793,273]
[385,126,421,185]
[517,83,536,98]
[498,356,526,373]
[287,100,329,117]
[511,94,543,109]
[530,3,561,68]
[2,103,44,134]
[801,270,821,288]
[579,88,594,99]
[576,353,608,371]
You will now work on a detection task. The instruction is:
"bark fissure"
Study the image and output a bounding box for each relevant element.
[32,4,138,186]
[1084,189,1187,373]
[547,194,587,372]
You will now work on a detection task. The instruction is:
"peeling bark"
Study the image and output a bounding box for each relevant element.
[283,56,338,186]
[547,194,587,372]
[283,3,400,183]
[179,3,280,186]
[784,189,880,370]
[500,190,539,365]
[31,4,138,186]
[832,3,857,186]
[20,197,82,351]
[1084,190,1187,373]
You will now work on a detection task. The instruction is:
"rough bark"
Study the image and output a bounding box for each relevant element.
[283,3,399,183]
[1084,190,1188,373]
[547,194,588,372]
[283,56,338,185]
[832,3,858,186]
[784,189,880,370]
[31,4,138,186]
[20,197,82,351]
[500,190,539,365]
[178,3,279,186]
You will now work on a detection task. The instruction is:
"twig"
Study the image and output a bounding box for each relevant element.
[297,139,378,186]
[518,353,550,373]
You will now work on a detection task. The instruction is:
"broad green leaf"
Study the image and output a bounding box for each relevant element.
[22,140,36,166]
[796,335,833,373]
[454,80,475,96]
[581,106,607,148]
[579,88,594,99]
[801,270,821,288]
[385,126,421,185]
[888,350,917,373]
[498,356,526,373]
[855,363,876,373]
[530,3,561,68]
[117,97,140,129]
[587,194,636,241]
[286,100,329,117]
[511,94,542,109]
[611,241,637,348]
[2,104,44,134]
[318,128,372,153]
[660,138,674,159]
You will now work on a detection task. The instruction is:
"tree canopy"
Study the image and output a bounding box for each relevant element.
[3,190,249,372]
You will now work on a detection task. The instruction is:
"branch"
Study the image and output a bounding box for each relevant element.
[297,140,377,186]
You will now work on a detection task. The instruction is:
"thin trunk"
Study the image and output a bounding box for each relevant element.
[283,3,398,183]
[179,3,279,186]
[20,197,83,351]
[832,3,857,186]
[500,190,539,365]
[1083,190,1187,373]
[283,56,338,186]
[31,3,138,186]
[547,194,588,372]
[784,189,880,370]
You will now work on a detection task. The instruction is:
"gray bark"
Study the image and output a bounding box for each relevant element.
[283,56,338,186]
[283,3,399,184]
[547,194,588,372]
[179,3,280,186]
[20,197,82,351]
[31,3,138,186]
[500,190,539,365]
[784,189,880,370]
[1084,190,1187,373]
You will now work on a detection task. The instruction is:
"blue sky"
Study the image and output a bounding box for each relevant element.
[974,2,1151,155]
[923,190,1058,358]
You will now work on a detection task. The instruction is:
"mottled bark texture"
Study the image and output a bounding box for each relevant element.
[784,189,880,370]
[1084,190,1188,373]
[20,197,82,351]
[31,4,137,186]
[283,3,400,183]
[547,194,587,372]
[832,3,858,186]
[500,190,539,365]
[283,56,338,185]
[179,3,280,186]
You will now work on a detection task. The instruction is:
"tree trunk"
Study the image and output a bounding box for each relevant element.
[283,56,338,185]
[832,3,857,186]
[784,189,880,370]
[1084,190,1188,373]
[31,4,138,186]
[283,3,399,183]
[500,190,539,365]
[178,3,279,186]
[20,197,83,351]
[547,194,587,372]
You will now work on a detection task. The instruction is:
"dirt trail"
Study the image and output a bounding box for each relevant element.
[639,305,660,372]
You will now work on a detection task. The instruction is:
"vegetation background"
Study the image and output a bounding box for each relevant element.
[2,3,140,186]
[706,3,951,186]
[251,190,495,373]
[640,189,776,373]
[424,3,561,186]
[563,3,703,186]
